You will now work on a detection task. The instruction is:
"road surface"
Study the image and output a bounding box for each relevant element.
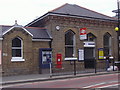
[2,73,120,89]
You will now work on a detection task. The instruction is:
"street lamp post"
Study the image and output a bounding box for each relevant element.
[115,0,120,61]
[114,0,120,71]
[113,0,120,71]
[117,0,120,61]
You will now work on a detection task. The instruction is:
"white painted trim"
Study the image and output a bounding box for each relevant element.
[65,30,76,57]
[3,26,33,37]
[22,27,33,37]
[84,45,95,47]
[27,13,115,26]
[12,37,23,58]
[11,57,25,62]
[64,57,77,61]
[32,39,51,41]
[49,13,115,22]
[0,38,3,40]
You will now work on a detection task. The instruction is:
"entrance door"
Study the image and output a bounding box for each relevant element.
[84,47,95,68]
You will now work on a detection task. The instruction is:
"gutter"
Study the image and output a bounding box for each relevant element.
[26,12,117,27]
[49,12,117,22]
[32,38,51,42]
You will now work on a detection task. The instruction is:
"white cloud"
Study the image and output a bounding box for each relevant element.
[0,0,117,25]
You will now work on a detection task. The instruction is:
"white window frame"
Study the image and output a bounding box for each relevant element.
[103,33,112,56]
[65,30,76,58]
[11,37,25,62]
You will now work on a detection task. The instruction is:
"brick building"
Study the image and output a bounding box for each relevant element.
[0,3,118,76]
[0,23,52,76]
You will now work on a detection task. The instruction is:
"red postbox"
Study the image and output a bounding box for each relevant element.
[56,54,62,68]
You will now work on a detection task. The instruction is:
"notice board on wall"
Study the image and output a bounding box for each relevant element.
[98,48,104,60]
[78,49,84,61]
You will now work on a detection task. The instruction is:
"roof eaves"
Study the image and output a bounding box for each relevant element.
[49,12,117,22]
[25,26,46,30]
[26,9,117,27]
[3,25,33,37]
[32,38,51,42]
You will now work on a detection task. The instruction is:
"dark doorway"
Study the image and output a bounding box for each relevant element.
[84,47,95,68]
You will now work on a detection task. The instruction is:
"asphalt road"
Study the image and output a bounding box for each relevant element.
[3,73,120,89]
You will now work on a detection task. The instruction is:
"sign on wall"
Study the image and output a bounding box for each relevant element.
[80,28,87,40]
[42,51,52,64]
[78,49,84,61]
[98,48,104,60]
[84,42,95,47]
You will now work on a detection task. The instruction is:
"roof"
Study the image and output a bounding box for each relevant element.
[26,3,116,26]
[50,3,115,20]
[0,25,52,40]
[26,27,52,39]
[0,25,12,38]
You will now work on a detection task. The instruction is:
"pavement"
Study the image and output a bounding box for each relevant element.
[1,71,119,86]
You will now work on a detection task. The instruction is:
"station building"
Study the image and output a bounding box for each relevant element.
[0,24,52,76]
[0,3,118,76]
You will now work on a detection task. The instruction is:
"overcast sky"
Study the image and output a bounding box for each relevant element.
[0,0,118,26]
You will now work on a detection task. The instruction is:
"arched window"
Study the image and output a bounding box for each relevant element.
[103,33,112,56]
[12,37,22,57]
[86,33,96,41]
[65,30,75,57]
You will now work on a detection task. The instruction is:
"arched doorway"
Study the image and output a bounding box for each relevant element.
[84,33,96,68]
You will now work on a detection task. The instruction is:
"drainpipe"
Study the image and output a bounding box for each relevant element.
[0,26,2,83]
[49,38,53,48]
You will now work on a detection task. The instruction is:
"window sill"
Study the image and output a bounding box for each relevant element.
[64,57,77,61]
[11,57,25,62]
